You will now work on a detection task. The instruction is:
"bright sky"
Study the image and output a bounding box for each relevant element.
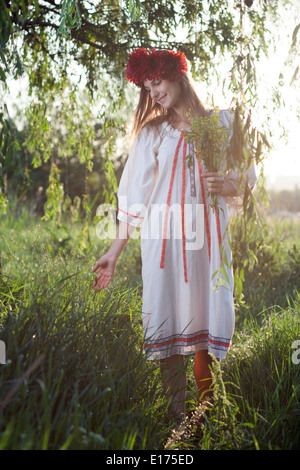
[193,2,300,190]
[197,76,300,189]
[253,4,300,188]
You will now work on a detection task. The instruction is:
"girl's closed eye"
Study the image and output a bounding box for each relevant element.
[144,80,162,92]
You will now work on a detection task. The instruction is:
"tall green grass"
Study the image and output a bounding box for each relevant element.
[235,213,300,322]
[165,297,300,450]
[0,271,170,449]
[222,299,300,450]
[0,202,169,450]
[0,201,299,450]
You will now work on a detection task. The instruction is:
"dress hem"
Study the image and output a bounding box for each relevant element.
[143,330,231,361]
[143,343,230,361]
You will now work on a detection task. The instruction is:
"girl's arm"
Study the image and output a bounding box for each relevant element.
[92,221,136,291]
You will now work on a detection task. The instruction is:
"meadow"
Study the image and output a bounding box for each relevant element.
[0,199,299,450]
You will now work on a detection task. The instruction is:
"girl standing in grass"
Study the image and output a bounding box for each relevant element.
[92,48,257,423]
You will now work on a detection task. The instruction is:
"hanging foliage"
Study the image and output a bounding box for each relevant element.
[0,0,298,275]
[43,162,64,223]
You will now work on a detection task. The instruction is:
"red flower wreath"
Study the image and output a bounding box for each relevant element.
[126,48,188,87]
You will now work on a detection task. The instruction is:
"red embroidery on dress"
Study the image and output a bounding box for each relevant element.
[215,210,222,261]
[196,154,211,261]
[181,138,188,283]
[143,331,231,351]
[160,132,184,269]
[189,142,196,197]
[160,132,218,279]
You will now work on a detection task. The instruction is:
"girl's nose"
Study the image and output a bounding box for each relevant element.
[150,88,159,100]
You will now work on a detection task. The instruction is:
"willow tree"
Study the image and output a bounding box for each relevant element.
[0,0,283,210]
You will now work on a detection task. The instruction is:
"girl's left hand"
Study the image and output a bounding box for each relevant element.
[202,172,224,194]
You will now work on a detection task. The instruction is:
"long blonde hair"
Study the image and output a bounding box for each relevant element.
[131,72,210,138]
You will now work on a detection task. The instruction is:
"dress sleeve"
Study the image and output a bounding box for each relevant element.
[117,125,159,227]
[218,109,258,206]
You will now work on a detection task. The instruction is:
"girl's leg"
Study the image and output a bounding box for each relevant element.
[160,354,186,422]
[194,349,213,403]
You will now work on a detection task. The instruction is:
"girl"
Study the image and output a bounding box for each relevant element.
[92,48,257,423]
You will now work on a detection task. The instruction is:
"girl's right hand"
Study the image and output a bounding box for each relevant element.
[92,253,117,291]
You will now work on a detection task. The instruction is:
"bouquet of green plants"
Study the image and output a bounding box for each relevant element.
[184,107,229,212]
[184,101,270,303]
[185,103,269,211]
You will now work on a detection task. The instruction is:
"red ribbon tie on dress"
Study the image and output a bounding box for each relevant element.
[160,132,222,283]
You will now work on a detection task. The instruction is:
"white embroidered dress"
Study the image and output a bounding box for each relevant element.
[117,110,257,360]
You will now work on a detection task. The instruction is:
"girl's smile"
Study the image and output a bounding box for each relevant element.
[157,93,167,105]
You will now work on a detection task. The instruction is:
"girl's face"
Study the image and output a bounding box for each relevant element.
[143,79,183,110]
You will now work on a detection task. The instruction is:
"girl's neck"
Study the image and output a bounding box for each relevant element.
[172,101,186,119]
[170,106,190,130]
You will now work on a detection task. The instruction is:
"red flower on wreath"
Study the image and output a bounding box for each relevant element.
[126,48,188,87]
